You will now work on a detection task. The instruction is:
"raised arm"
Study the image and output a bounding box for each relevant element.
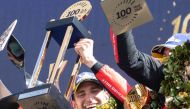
[110,29,164,91]
[74,39,131,102]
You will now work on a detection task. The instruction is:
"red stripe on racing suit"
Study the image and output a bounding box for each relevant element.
[110,28,119,63]
[94,64,132,102]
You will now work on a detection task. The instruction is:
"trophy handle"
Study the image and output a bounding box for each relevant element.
[64,56,81,101]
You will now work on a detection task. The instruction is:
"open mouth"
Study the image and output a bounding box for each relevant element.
[85,104,97,109]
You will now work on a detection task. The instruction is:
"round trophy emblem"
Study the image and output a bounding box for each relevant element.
[60,0,92,21]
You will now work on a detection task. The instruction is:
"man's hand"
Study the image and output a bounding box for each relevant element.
[74,38,97,68]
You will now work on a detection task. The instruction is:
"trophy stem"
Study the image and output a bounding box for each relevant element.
[64,56,81,101]
[54,60,68,84]
[48,25,74,84]
[47,63,55,83]
[54,60,68,91]
[28,30,52,88]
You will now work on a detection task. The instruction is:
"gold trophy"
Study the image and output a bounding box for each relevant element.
[16,1,92,109]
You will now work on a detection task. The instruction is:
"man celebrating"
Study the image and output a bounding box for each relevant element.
[73,38,160,108]
[73,38,163,109]
[71,72,117,109]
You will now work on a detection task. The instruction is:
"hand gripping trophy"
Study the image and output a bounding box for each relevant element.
[1,1,92,109]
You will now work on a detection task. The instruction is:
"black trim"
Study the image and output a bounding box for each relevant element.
[91,61,104,74]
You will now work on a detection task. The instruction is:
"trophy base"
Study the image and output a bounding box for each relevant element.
[17,84,70,109]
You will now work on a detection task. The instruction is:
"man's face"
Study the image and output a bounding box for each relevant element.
[72,81,110,109]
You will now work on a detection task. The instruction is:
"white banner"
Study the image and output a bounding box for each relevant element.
[101,0,153,35]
